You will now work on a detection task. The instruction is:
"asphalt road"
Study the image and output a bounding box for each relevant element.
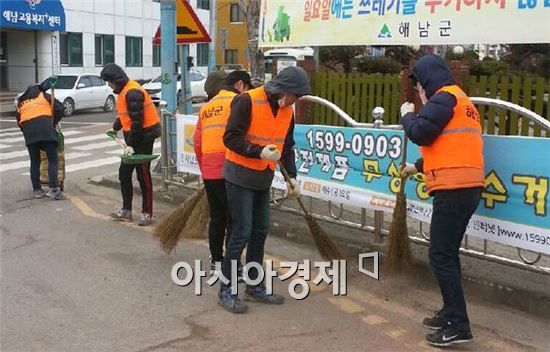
[1,110,549,352]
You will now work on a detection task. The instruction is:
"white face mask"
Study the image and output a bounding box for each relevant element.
[278,97,285,107]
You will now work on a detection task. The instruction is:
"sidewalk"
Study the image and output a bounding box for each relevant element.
[89,172,550,321]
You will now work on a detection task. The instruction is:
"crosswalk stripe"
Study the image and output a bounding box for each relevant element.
[1,129,83,143]
[64,133,109,145]
[0,144,11,150]
[0,131,25,138]
[65,156,121,173]
[73,141,118,151]
[20,152,92,175]
[0,127,22,132]
[0,149,30,160]
[0,160,29,172]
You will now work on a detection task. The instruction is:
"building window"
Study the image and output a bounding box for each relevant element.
[125,36,142,67]
[230,3,244,23]
[224,49,238,64]
[197,43,209,67]
[60,32,83,67]
[197,0,210,10]
[153,45,161,67]
[95,34,115,66]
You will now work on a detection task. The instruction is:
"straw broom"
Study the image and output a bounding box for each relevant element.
[153,187,206,253]
[180,187,209,239]
[385,135,412,270]
[278,162,342,261]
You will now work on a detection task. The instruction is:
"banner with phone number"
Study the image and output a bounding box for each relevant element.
[177,115,550,254]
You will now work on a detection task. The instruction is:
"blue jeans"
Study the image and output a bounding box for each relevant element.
[429,187,482,332]
[221,181,270,287]
[27,141,58,190]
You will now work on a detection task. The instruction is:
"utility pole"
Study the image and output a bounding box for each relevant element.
[160,0,177,112]
[208,0,217,73]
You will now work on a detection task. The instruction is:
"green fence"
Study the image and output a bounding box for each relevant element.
[311,72,550,136]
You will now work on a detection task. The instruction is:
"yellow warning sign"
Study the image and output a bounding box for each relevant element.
[153,0,211,45]
[176,0,210,43]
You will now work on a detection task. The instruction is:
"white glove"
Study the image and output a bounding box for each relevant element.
[260,144,281,161]
[286,178,300,199]
[124,146,135,156]
[400,102,415,117]
[400,163,418,177]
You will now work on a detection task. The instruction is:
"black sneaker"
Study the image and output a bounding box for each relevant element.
[426,327,473,347]
[244,285,284,305]
[423,311,445,330]
[218,285,248,314]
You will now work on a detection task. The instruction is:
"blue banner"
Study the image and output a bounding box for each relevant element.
[293,125,550,253]
[1,0,65,31]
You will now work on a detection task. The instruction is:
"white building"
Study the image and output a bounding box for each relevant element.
[1,0,211,92]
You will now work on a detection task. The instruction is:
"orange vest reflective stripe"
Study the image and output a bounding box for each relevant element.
[199,90,236,154]
[420,85,485,192]
[225,86,293,171]
[17,92,51,124]
[117,80,159,131]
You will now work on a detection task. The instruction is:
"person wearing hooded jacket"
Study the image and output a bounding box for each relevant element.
[194,70,252,276]
[100,63,161,226]
[400,55,484,346]
[16,80,65,200]
[218,66,310,314]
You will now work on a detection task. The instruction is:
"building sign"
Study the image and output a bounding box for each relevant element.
[258,0,550,47]
[177,113,550,255]
[1,0,66,31]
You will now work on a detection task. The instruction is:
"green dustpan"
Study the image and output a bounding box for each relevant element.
[106,131,160,165]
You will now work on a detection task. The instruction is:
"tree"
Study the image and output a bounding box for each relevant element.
[319,46,367,73]
[238,0,264,79]
[503,44,550,78]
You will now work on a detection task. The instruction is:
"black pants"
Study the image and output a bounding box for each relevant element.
[429,187,483,332]
[119,140,154,215]
[27,141,58,191]
[204,179,231,262]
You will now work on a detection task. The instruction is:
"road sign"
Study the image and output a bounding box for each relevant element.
[153,0,211,45]
[176,0,210,43]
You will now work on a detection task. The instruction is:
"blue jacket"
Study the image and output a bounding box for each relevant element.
[402,55,458,172]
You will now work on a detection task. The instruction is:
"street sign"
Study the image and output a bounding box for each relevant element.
[153,0,211,45]
[176,0,210,43]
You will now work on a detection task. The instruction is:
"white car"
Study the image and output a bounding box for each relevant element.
[14,74,116,117]
[143,70,207,105]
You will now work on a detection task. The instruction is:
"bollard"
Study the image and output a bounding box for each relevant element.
[372,106,385,244]
[159,100,169,192]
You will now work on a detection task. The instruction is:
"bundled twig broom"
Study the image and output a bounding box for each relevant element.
[278,162,342,260]
[153,187,207,253]
[181,188,209,239]
[385,135,412,270]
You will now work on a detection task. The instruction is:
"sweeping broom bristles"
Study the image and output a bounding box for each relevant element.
[153,187,205,253]
[278,162,342,261]
[180,189,209,239]
[385,134,412,271]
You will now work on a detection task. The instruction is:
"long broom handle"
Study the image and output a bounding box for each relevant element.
[106,130,128,151]
[398,134,409,196]
[278,161,310,217]
[50,84,55,118]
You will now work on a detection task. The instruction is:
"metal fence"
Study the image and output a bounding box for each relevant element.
[159,95,550,275]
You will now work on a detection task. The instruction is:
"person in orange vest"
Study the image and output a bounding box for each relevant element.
[194,70,252,276]
[16,80,64,200]
[400,55,484,347]
[218,66,310,314]
[100,63,161,226]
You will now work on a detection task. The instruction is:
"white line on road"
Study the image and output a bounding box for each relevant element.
[64,133,109,145]
[19,152,92,175]
[0,127,22,132]
[1,129,83,143]
[65,156,121,173]
[73,141,118,151]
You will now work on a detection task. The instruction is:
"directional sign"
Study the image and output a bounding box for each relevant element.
[153,0,211,45]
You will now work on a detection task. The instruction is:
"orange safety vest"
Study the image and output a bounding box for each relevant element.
[225,86,293,171]
[420,85,485,192]
[17,92,51,124]
[199,89,236,154]
[117,80,159,131]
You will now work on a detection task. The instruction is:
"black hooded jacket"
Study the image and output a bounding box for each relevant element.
[100,63,161,146]
[223,66,311,190]
[16,83,64,146]
[401,55,458,172]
